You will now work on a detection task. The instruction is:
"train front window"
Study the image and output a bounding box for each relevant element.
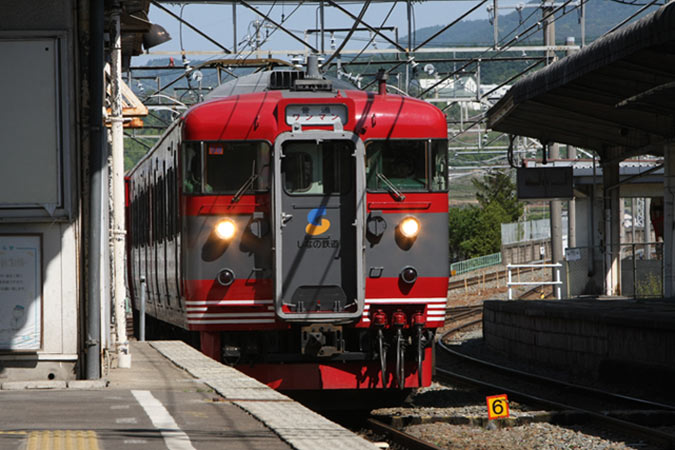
[366,140,447,192]
[182,141,270,194]
[282,140,353,195]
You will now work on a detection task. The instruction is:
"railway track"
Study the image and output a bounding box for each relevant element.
[447,264,546,292]
[436,322,675,449]
[365,418,444,450]
[328,410,446,449]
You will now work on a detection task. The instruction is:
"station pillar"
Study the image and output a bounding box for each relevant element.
[602,158,621,296]
[664,143,675,297]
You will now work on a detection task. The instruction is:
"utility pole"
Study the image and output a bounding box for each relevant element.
[111,1,130,368]
[493,0,499,49]
[232,3,237,53]
[405,0,412,94]
[543,1,563,282]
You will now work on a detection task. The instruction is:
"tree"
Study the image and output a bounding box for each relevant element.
[448,206,479,261]
[449,170,522,262]
[459,202,511,258]
[471,170,523,222]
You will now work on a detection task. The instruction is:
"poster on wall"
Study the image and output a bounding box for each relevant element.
[0,236,41,351]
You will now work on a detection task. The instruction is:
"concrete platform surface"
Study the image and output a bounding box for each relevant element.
[0,340,379,450]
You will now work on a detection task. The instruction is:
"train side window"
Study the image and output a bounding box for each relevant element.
[183,143,202,193]
[430,140,448,191]
[366,139,447,192]
[183,141,270,195]
[204,142,270,194]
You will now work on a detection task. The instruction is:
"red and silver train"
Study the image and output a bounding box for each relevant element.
[126,61,449,391]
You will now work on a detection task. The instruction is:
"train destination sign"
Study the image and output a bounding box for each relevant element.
[286,104,348,126]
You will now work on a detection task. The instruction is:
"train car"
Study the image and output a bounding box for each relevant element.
[126,59,449,391]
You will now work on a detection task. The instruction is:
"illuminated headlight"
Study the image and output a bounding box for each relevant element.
[399,217,420,238]
[215,219,236,240]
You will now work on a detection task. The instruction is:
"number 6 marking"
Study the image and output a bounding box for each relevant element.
[486,394,510,420]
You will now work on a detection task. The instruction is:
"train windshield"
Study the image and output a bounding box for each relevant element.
[282,140,353,195]
[182,141,270,194]
[366,140,447,192]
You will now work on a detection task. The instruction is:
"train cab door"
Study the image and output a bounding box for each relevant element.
[273,132,365,321]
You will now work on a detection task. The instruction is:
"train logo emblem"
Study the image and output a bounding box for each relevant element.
[305,207,331,236]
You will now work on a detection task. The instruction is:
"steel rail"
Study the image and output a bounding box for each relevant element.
[445,305,483,323]
[435,365,675,449]
[447,265,544,292]
[436,329,675,449]
[366,418,445,450]
[439,336,675,412]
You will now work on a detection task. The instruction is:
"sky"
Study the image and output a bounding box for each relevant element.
[135,1,496,66]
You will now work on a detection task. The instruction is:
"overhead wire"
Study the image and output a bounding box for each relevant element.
[429,0,591,167]
[604,0,662,34]
[361,0,575,92]
[322,0,373,67]
[235,1,306,65]
[607,0,665,5]
[417,0,579,99]
[347,1,398,65]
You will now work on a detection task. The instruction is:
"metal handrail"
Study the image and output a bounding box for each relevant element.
[507,263,562,300]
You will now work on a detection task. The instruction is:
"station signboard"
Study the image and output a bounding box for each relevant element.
[517,167,574,200]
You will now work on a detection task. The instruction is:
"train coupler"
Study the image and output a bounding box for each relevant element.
[301,324,344,357]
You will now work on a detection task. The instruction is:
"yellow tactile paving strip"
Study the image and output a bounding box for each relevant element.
[23,431,100,450]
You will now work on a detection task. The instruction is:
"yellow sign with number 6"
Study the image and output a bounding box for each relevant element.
[486,394,510,420]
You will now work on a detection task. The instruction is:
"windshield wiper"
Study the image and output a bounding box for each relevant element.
[377,173,406,201]
[232,161,258,203]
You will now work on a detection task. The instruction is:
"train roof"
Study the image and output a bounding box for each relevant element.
[205,70,358,99]
[184,70,447,142]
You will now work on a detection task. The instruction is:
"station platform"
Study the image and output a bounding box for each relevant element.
[482,298,675,385]
[0,340,379,450]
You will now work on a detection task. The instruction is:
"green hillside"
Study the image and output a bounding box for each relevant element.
[401,0,663,47]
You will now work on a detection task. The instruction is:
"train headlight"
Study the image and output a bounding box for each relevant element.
[217,269,236,286]
[400,266,418,284]
[399,217,420,238]
[214,219,236,240]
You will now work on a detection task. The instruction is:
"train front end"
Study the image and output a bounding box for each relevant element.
[180,70,448,390]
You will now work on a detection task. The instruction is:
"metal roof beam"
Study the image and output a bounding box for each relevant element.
[324,0,405,52]
[150,1,232,53]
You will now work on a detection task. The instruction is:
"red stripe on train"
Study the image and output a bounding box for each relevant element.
[183,279,273,301]
[366,192,448,214]
[366,277,449,298]
[185,277,448,300]
[181,193,447,216]
[182,194,271,216]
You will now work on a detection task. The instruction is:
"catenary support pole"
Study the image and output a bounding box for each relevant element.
[664,144,675,297]
[111,2,130,367]
[603,157,621,296]
[566,38,578,249]
[543,5,563,284]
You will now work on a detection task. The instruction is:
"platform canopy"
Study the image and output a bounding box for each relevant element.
[486,2,675,160]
